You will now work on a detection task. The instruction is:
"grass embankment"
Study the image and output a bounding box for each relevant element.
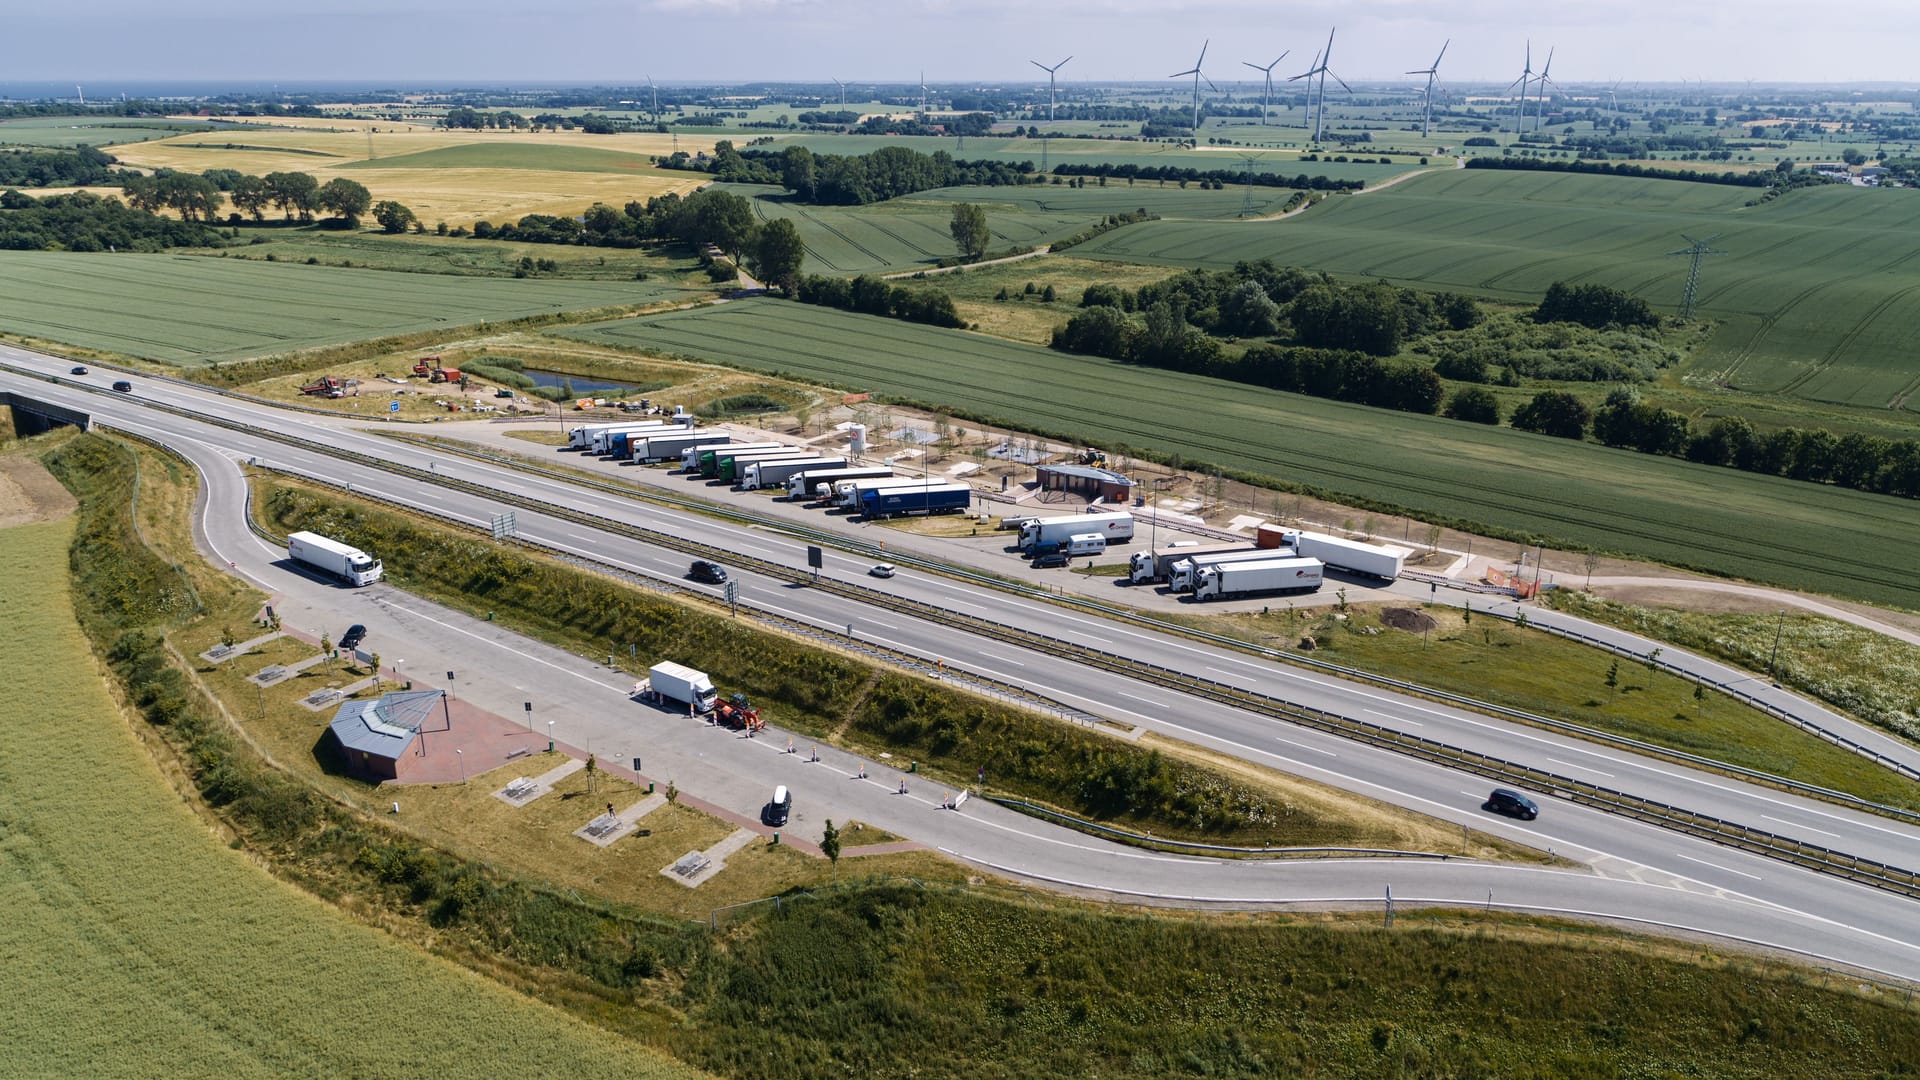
[45,431,1920,1078]
[9,440,696,1078]
[259,479,1516,855]
[1184,603,1920,812]
[192,225,713,282]
[1546,591,1920,746]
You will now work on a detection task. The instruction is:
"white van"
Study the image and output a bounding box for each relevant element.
[1065,533,1107,557]
[763,784,792,827]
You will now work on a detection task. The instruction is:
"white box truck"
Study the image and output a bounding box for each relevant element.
[1018,511,1135,553]
[742,456,848,490]
[1283,530,1408,581]
[1167,547,1297,592]
[1193,557,1325,601]
[1065,533,1107,557]
[1128,543,1256,584]
[571,421,666,453]
[787,466,893,501]
[287,531,383,587]
[645,661,718,713]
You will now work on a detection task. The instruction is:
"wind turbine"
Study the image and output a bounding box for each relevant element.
[1532,47,1557,131]
[1030,56,1072,123]
[76,84,84,106]
[918,71,928,117]
[1288,29,1349,144]
[833,77,846,106]
[1169,40,1216,136]
[1502,42,1535,142]
[1241,52,1289,126]
[1405,39,1448,137]
[647,76,660,124]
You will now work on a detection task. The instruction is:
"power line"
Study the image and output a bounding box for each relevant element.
[1666,233,1727,319]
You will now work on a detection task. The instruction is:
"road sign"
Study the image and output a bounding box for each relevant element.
[388,400,400,413]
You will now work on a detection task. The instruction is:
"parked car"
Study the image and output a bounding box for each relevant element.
[870,563,896,578]
[762,784,792,827]
[1483,788,1539,821]
[338,624,367,651]
[1032,550,1069,569]
[111,381,133,393]
[689,559,728,584]
[70,366,87,375]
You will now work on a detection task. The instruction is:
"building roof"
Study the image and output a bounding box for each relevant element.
[327,689,443,761]
[1036,463,1134,485]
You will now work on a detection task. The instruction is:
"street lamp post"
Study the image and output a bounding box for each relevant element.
[547,719,554,753]
[1767,608,1788,682]
[446,671,456,701]
[455,748,465,784]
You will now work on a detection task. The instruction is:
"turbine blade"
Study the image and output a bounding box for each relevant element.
[1244,61,1265,71]
[1170,68,1199,79]
[1059,56,1072,69]
[1197,39,1209,68]
[1205,76,1219,93]
[1330,71,1353,95]
[1031,59,1048,72]
[1434,39,1449,68]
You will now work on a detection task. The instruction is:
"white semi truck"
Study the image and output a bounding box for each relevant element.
[1282,530,1408,581]
[1017,511,1135,554]
[834,476,928,509]
[1193,557,1325,601]
[645,661,718,713]
[742,456,849,490]
[1127,543,1256,584]
[631,429,730,463]
[786,466,893,501]
[1167,547,1298,592]
[287,531,383,587]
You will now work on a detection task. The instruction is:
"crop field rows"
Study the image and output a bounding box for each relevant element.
[732,183,1302,275]
[0,252,658,363]
[765,132,1418,181]
[563,300,1920,610]
[0,116,221,147]
[1074,169,1920,409]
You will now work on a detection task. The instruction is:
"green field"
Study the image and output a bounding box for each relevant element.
[563,299,1920,610]
[0,252,667,363]
[766,132,1420,181]
[728,182,1299,275]
[0,516,693,1078]
[0,115,220,147]
[338,141,666,174]
[1074,168,1920,410]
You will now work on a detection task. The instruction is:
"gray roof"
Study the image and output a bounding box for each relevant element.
[1037,463,1133,485]
[327,689,443,761]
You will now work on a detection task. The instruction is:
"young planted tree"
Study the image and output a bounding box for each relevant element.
[368,651,382,690]
[949,202,990,262]
[320,632,334,673]
[820,819,841,880]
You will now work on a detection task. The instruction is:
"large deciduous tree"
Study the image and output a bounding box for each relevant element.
[949,202,989,262]
[371,200,418,234]
[316,178,373,226]
[263,171,319,222]
[750,217,805,294]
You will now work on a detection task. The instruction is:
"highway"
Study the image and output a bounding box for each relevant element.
[7,349,1920,982]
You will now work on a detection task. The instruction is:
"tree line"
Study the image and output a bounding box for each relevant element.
[1464,156,1773,188]
[0,189,222,251]
[662,142,1041,205]
[0,146,133,188]
[1049,162,1365,191]
[119,169,374,226]
[792,274,964,329]
[1510,387,1920,497]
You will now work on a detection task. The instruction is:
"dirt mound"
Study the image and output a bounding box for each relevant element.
[1378,607,1437,634]
[0,455,76,528]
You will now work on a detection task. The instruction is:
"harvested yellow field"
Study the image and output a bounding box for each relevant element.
[106,124,704,222]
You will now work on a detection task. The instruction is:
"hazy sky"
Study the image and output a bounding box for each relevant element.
[11,0,1920,88]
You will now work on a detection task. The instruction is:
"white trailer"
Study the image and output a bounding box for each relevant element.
[1065,533,1107,557]
[713,447,810,483]
[590,421,679,455]
[742,456,849,490]
[645,661,718,713]
[1127,542,1257,584]
[631,429,730,463]
[685,441,782,471]
[1193,557,1324,601]
[1018,511,1135,553]
[1167,547,1298,592]
[835,475,928,509]
[1284,530,1408,581]
[786,466,893,501]
[287,531,383,587]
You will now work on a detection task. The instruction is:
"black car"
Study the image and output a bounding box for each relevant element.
[1032,550,1069,569]
[338,624,367,652]
[1483,788,1539,821]
[762,785,792,828]
[111,381,133,393]
[70,366,88,375]
[689,560,728,584]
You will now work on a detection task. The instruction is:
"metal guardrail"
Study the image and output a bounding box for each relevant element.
[984,796,1454,859]
[27,365,1920,898]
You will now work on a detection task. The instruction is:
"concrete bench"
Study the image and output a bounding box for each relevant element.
[669,851,712,878]
[503,777,537,800]
[585,813,622,838]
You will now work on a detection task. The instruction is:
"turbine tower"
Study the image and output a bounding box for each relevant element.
[1405,39,1447,138]
[833,77,846,106]
[1288,29,1349,144]
[1532,47,1557,131]
[1168,40,1217,136]
[1241,52,1289,126]
[919,71,928,117]
[76,84,84,106]
[647,76,660,124]
[1502,42,1535,142]
[1030,56,1072,123]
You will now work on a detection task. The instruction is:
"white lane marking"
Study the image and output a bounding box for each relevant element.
[569,533,596,542]
[1207,660,1268,675]
[367,603,631,695]
[1547,757,1616,778]
[976,652,1025,667]
[1763,815,1840,839]
[1671,852,1763,881]
[1119,692,1165,707]
[863,619,899,630]
[1275,736,1338,758]
[1363,707,1423,728]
